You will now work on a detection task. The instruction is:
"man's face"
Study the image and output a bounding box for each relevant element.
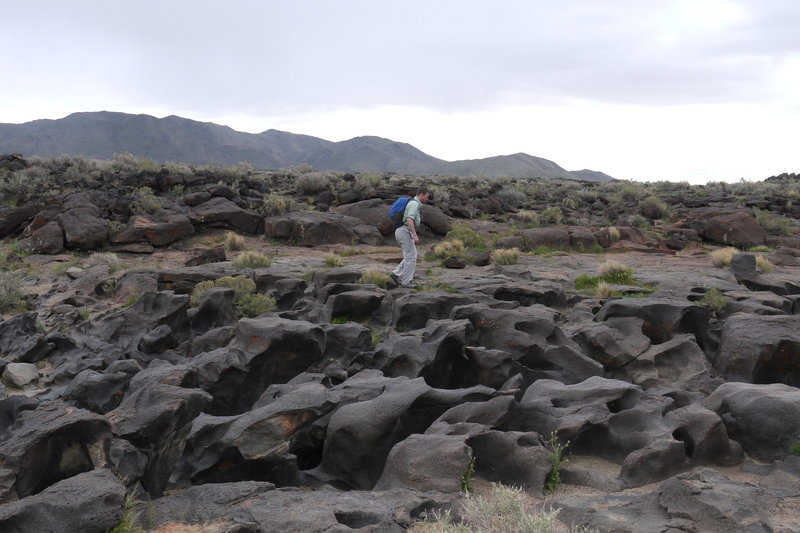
[420,192,430,204]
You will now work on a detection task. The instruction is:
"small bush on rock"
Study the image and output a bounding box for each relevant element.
[755,254,774,273]
[595,281,613,299]
[696,288,731,318]
[599,259,634,284]
[190,275,276,318]
[491,247,520,265]
[411,483,562,533]
[232,250,272,269]
[0,269,24,312]
[710,247,738,268]
[358,268,389,289]
[226,231,246,251]
[446,222,487,251]
[130,187,163,215]
[432,239,467,260]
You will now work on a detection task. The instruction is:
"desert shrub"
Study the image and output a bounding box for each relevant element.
[130,187,163,215]
[747,245,772,253]
[260,193,296,216]
[225,231,246,251]
[710,247,738,268]
[599,259,634,284]
[0,269,24,312]
[86,252,122,273]
[106,486,147,533]
[232,250,272,269]
[491,247,520,265]
[296,172,331,194]
[446,222,487,251]
[112,152,141,173]
[756,254,774,273]
[516,210,539,227]
[640,195,670,219]
[358,268,389,289]
[616,183,644,202]
[356,172,382,191]
[538,206,563,226]
[608,226,621,242]
[762,216,793,236]
[324,254,344,268]
[629,214,649,229]
[237,292,278,317]
[595,282,613,299]
[496,187,527,207]
[190,275,275,317]
[410,483,561,533]
[432,239,467,260]
[575,274,599,290]
[696,288,731,318]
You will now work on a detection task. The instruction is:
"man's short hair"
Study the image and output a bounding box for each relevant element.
[416,187,429,196]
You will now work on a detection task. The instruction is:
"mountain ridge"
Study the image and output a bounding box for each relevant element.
[0,111,613,181]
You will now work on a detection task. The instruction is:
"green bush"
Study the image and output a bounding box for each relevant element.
[296,172,331,194]
[446,222,487,251]
[189,275,276,318]
[640,195,670,219]
[491,247,520,265]
[538,206,563,226]
[358,268,390,289]
[545,431,569,493]
[411,483,562,533]
[0,270,24,312]
[696,288,730,318]
[232,250,272,269]
[260,193,296,216]
[599,259,634,285]
[130,187,163,215]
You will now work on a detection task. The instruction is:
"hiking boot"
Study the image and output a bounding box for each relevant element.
[389,272,400,285]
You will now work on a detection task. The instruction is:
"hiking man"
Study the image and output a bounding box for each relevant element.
[390,187,430,287]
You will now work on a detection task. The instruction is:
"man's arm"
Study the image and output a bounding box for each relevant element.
[407,218,420,244]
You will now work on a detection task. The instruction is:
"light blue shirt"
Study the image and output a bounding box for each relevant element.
[403,198,422,227]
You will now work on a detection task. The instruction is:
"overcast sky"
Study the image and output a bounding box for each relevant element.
[2,1,798,183]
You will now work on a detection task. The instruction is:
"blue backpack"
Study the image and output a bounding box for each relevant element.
[389,196,413,227]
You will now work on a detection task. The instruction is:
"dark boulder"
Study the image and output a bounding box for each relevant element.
[0,468,125,533]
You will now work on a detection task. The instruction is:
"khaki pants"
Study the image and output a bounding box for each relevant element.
[392,226,417,285]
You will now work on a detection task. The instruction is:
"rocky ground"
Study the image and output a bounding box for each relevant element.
[1,157,800,532]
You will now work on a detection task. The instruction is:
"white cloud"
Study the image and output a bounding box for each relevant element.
[0,0,798,183]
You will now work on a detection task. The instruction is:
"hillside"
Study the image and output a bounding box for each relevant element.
[0,111,613,181]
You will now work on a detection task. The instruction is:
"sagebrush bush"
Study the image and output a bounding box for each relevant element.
[491,247,520,265]
[296,172,331,194]
[225,231,246,251]
[325,254,344,268]
[411,483,562,533]
[595,281,613,299]
[640,195,670,219]
[446,222,487,251]
[0,269,24,312]
[130,187,163,215]
[232,250,272,269]
[189,275,276,317]
[710,247,738,268]
[260,193,296,216]
[496,187,527,208]
[432,239,467,260]
[85,252,122,272]
[608,226,621,242]
[599,259,634,284]
[696,288,730,318]
[538,206,564,226]
[756,254,774,273]
[358,268,389,289]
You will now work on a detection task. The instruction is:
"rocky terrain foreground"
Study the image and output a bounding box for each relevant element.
[1,155,800,532]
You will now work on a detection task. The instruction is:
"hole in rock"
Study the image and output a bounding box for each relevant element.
[672,428,695,459]
[26,438,94,497]
[606,389,640,413]
[334,510,382,528]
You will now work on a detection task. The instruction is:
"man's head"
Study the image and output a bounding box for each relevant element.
[416,187,430,203]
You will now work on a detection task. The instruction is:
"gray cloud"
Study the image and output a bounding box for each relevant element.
[2,1,799,116]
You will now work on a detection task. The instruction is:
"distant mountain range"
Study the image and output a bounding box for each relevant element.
[0,112,614,181]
